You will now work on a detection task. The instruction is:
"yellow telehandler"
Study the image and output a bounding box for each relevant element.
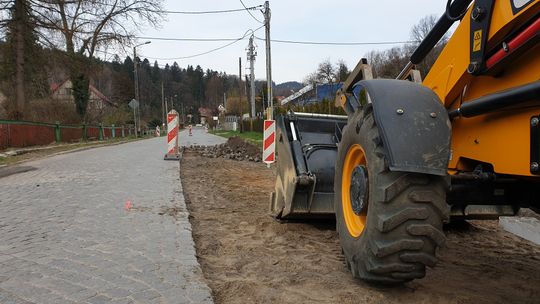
[271,0,540,283]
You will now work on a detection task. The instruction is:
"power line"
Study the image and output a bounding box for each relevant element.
[140,25,264,61]
[4,4,265,21]
[36,0,264,15]
[239,0,263,23]
[135,36,241,42]
[254,36,418,46]
[163,5,263,15]
[133,35,416,46]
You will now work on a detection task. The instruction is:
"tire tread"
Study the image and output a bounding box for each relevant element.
[336,109,449,285]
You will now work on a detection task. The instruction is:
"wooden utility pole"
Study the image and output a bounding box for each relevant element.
[133,47,140,134]
[161,82,165,125]
[164,97,168,120]
[264,1,273,120]
[247,34,256,118]
[239,57,243,132]
[133,41,150,134]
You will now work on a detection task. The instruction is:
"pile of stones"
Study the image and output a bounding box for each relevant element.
[189,136,261,162]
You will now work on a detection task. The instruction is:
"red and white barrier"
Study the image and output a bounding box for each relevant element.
[263,120,276,164]
[155,126,160,137]
[189,125,193,136]
[164,110,180,160]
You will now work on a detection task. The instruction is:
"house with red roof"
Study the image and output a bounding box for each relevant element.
[50,80,116,119]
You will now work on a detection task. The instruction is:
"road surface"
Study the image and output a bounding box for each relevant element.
[179,126,225,147]
[0,130,225,304]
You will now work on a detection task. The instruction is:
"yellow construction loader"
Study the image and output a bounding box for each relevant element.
[271,0,540,283]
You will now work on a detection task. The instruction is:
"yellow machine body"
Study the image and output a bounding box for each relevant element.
[423,0,540,176]
[271,0,540,284]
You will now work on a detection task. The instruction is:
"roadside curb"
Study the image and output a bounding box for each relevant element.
[0,137,152,167]
[177,152,215,303]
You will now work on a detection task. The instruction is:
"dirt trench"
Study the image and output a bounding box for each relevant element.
[180,151,540,304]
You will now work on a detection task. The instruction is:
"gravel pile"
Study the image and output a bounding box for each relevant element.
[188,136,262,162]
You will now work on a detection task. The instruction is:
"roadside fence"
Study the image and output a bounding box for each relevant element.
[0,119,148,150]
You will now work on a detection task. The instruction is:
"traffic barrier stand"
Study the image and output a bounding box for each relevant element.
[205,126,208,133]
[164,110,181,160]
[189,125,193,136]
[263,120,276,167]
[155,126,160,137]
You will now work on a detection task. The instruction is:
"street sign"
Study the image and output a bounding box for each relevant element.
[128,99,139,109]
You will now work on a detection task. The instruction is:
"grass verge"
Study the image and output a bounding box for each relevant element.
[211,130,263,145]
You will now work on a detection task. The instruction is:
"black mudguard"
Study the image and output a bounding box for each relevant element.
[351,79,451,176]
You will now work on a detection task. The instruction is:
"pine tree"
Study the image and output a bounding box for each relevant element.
[72,74,89,117]
[151,61,161,83]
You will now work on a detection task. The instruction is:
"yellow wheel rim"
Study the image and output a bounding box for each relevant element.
[342,144,368,237]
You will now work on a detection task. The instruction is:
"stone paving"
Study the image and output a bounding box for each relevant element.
[178,127,226,147]
[0,131,226,304]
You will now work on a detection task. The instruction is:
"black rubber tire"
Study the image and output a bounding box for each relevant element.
[334,105,450,284]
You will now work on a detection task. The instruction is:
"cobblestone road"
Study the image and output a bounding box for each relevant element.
[0,131,225,304]
[178,127,226,147]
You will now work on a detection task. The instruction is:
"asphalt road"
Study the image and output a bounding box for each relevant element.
[0,131,225,304]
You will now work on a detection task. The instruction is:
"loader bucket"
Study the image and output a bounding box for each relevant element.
[270,112,348,219]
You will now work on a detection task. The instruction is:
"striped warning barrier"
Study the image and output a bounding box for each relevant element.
[164,110,180,160]
[263,120,276,164]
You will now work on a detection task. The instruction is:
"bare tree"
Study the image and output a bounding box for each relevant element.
[304,59,348,112]
[366,49,385,78]
[303,71,318,87]
[30,0,164,58]
[316,58,336,84]
[304,59,340,113]
[367,46,412,79]
[411,15,437,43]
[365,15,448,79]
[0,1,14,32]
[410,15,448,76]
[28,0,164,119]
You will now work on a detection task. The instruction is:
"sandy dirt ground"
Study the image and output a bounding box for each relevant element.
[181,151,540,304]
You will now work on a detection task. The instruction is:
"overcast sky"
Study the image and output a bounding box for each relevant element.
[126,1,448,84]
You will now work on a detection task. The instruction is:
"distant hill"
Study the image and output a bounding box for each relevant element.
[274,81,304,97]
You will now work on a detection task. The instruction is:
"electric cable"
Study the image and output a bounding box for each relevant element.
[254,36,418,46]
[163,5,263,15]
[132,35,416,46]
[138,25,264,60]
[134,36,241,42]
[239,0,264,23]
